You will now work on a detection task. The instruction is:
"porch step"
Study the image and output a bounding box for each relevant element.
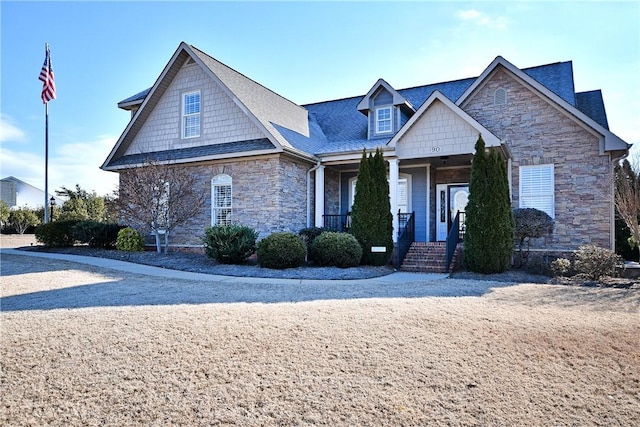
[400,242,463,273]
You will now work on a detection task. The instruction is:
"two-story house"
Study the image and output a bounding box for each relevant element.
[102,42,630,270]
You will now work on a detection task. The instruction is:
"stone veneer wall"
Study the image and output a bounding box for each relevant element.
[121,154,313,247]
[462,68,612,250]
[324,168,341,216]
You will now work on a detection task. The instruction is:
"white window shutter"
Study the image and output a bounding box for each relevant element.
[519,164,554,218]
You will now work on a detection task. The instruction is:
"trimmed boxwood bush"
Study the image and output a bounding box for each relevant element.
[257,232,306,269]
[203,224,259,264]
[72,221,126,248]
[116,227,145,251]
[35,220,80,247]
[310,232,362,268]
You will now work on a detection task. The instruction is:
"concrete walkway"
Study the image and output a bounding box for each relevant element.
[0,248,449,285]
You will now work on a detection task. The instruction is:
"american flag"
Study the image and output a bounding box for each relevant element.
[38,45,56,103]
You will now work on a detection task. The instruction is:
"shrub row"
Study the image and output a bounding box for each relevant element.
[35,220,131,249]
[203,226,364,270]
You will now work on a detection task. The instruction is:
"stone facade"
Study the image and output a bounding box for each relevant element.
[462,69,613,250]
[122,154,313,247]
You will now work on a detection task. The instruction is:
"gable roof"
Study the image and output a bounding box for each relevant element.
[356,78,415,114]
[102,42,314,170]
[108,48,628,165]
[388,90,502,149]
[457,56,628,152]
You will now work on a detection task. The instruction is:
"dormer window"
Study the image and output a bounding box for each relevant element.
[376,106,392,134]
[182,90,201,139]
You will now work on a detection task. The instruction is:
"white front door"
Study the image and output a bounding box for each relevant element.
[436,184,469,241]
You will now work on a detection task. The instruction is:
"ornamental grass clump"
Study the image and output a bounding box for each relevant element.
[257,232,306,269]
[203,225,258,264]
[574,244,622,280]
[310,232,362,268]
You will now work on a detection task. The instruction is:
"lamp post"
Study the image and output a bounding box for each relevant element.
[49,196,56,221]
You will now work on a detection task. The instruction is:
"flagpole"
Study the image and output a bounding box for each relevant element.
[44,100,49,223]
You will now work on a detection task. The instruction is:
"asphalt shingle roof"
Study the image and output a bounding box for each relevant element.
[576,90,609,129]
[118,58,608,159]
[108,138,274,167]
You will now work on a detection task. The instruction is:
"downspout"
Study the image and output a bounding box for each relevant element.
[307,161,322,228]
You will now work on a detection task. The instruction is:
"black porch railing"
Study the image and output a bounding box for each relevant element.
[322,212,351,233]
[397,211,415,269]
[445,211,465,273]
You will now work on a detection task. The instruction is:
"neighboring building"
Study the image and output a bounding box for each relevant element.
[0,176,64,209]
[102,42,630,269]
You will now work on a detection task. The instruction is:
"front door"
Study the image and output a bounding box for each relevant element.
[436,184,469,241]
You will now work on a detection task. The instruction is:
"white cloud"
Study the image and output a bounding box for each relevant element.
[0,114,27,143]
[0,135,119,197]
[456,9,507,30]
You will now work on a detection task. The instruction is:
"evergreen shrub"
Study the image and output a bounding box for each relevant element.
[203,224,258,264]
[115,227,145,251]
[257,232,306,269]
[310,232,362,268]
[464,136,514,273]
[73,221,125,248]
[513,208,554,267]
[350,148,393,266]
[35,220,80,247]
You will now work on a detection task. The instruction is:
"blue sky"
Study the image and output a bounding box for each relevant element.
[1,1,639,197]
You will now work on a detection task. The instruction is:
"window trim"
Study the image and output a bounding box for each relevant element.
[182,90,201,139]
[519,164,555,218]
[211,174,232,226]
[375,106,393,134]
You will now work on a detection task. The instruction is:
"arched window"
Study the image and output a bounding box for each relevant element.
[494,87,507,106]
[211,174,232,226]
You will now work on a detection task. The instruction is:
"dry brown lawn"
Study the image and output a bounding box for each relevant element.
[1,242,639,426]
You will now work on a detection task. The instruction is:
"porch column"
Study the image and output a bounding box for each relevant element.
[388,158,399,242]
[314,165,325,227]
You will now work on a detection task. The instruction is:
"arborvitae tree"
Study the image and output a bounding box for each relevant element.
[464,135,514,273]
[369,148,393,265]
[350,148,393,265]
[350,150,374,264]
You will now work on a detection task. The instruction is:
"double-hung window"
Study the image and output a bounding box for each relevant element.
[519,164,555,218]
[211,174,232,226]
[376,107,392,134]
[182,91,201,139]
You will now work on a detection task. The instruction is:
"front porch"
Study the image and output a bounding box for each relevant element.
[322,209,466,273]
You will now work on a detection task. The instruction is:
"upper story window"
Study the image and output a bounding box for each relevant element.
[376,106,392,134]
[519,164,554,218]
[182,91,201,139]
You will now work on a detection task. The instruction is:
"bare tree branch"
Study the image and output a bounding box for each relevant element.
[615,157,640,257]
[118,160,206,253]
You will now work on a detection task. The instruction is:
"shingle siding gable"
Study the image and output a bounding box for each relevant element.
[124,62,266,157]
